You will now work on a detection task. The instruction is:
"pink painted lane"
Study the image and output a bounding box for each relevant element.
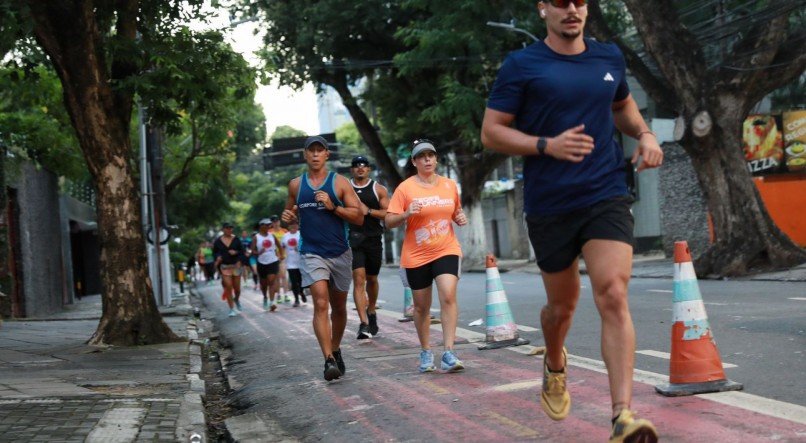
[200,286,806,442]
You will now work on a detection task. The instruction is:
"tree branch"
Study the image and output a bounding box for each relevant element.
[743,30,806,108]
[586,1,678,112]
[622,0,707,107]
[326,70,403,189]
[165,118,203,196]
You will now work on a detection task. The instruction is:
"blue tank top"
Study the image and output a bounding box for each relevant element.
[297,171,349,258]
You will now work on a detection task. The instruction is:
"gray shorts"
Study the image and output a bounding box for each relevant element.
[300,249,353,293]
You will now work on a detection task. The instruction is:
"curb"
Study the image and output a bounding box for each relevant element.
[175,299,209,443]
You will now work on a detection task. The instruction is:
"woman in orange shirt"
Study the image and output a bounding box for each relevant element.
[386,139,468,373]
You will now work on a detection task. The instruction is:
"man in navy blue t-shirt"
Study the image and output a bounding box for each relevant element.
[481,1,662,441]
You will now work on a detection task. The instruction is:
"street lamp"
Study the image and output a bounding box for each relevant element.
[486,21,539,43]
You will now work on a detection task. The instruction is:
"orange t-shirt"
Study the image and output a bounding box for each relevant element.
[387,175,462,268]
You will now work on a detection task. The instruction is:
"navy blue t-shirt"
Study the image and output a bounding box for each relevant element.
[487,38,630,216]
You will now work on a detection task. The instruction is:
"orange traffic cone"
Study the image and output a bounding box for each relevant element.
[655,241,743,396]
[478,254,529,350]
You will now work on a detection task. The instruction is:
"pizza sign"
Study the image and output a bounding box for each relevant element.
[742,115,784,175]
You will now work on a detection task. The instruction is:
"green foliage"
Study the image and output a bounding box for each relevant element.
[233,103,267,159]
[245,180,289,224]
[367,0,536,190]
[244,0,412,89]
[335,122,365,160]
[0,64,86,179]
[270,125,307,140]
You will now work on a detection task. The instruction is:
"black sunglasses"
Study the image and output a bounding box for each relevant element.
[548,0,587,7]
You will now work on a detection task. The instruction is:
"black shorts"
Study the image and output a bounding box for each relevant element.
[257,261,280,279]
[351,235,383,275]
[404,255,461,291]
[526,195,634,273]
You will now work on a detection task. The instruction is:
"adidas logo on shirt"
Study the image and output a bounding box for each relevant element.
[603,72,615,82]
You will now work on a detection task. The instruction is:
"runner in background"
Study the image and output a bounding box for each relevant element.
[252,219,283,312]
[239,229,255,287]
[213,222,244,317]
[270,215,291,303]
[348,155,389,339]
[282,220,306,306]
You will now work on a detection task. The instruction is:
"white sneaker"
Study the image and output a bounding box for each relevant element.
[228,309,238,317]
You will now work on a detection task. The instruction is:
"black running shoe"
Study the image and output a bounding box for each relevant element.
[357,322,372,340]
[323,357,342,381]
[367,310,379,336]
[332,349,346,374]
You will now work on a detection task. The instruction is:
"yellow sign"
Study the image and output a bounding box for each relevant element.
[783,110,806,172]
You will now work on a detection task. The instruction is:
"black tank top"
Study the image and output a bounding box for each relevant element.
[350,179,384,237]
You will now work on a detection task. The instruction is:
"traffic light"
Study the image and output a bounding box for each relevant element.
[263,133,340,169]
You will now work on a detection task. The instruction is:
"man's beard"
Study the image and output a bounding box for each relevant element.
[560,29,582,39]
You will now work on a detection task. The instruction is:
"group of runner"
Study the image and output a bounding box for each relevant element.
[210,2,662,441]
[207,216,305,317]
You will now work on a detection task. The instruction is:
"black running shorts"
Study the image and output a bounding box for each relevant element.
[526,196,634,273]
[351,235,383,275]
[404,255,461,291]
[257,261,280,279]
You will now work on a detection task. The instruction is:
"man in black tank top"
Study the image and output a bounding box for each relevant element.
[348,156,390,339]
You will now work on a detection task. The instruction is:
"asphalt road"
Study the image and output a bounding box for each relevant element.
[196,267,806,442]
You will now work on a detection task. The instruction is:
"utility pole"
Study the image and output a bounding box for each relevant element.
[139,105,172,306]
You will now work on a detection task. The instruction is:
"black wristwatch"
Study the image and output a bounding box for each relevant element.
[536,137,548,156]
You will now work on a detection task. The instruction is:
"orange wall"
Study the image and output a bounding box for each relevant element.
[754,175,806,246]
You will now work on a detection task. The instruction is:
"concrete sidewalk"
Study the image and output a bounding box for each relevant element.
[0,292,208,442]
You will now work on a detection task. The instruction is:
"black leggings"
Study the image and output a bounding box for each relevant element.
[288,268,303,301]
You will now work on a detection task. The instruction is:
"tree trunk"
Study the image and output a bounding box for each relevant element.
[457,202,486,270]
[454,148,507,270]
[684,103,806,277]
[328,73,403,189]
[27,1,177,345]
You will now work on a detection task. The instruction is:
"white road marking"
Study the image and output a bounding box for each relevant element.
[636,349,737,368]
[648,289,673,293]
[516,325,539,332]
[788,297,806,301]
[490,380,540,393]
[376,309,806,425]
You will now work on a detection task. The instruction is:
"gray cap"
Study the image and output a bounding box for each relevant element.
[258,218,272,226]
[304,135,329,150]
[411,139,437,158]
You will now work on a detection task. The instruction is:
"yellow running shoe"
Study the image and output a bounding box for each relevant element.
[540,346,570,420]
[609,409,658,443]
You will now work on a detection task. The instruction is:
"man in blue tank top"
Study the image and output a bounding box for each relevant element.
[281,135,364,381]
[481,1,662,441]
